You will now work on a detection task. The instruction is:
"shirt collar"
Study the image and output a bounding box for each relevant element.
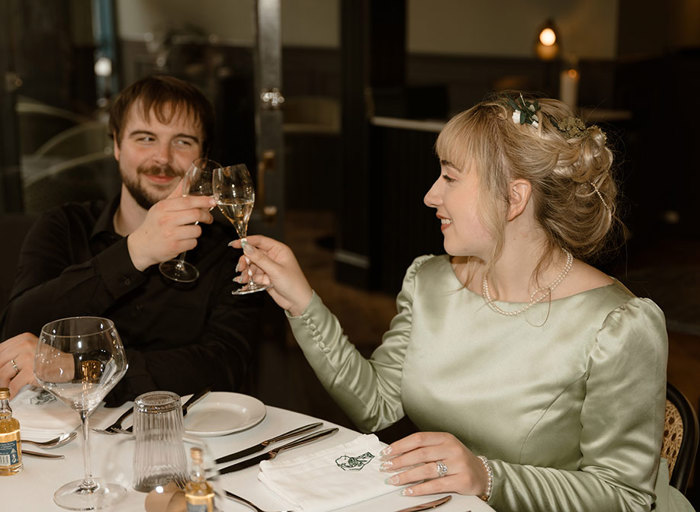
[91,193,122,240]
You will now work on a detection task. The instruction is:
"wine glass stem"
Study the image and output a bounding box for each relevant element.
[80,410,97,491]
[240,237,255,285]
[175,251,187,270]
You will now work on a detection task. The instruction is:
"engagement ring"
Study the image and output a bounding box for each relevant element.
[436,460,448,478]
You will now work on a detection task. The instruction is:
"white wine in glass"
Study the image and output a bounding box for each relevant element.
[159,157,222,283]
[213,164,268,295]
[35,317,128,510]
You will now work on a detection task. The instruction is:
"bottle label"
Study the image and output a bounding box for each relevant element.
[186,495,214,512]
[0,440,20,467]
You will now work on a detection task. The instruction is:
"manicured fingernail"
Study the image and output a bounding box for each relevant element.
[235,261,241,272]
[401,488,414,496]
[243,243,254,255]
[233,276,243,284]
[228,240,237,247]
[379,461,393,471]
[385,475,399,485]
[381,446,392,456]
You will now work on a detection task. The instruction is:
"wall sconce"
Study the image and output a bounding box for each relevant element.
[535,19,560,61]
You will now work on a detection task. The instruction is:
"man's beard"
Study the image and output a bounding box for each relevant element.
[121,164,181,210]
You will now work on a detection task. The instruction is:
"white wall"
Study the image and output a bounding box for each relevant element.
[115,0,617,60]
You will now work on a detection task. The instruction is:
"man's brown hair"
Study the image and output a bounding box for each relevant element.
[109,75,215,155]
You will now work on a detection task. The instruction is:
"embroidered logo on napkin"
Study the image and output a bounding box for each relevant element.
[335,451,374,471]
[30,390,56,405]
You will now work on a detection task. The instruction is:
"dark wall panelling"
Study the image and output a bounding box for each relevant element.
[369,123,444,294]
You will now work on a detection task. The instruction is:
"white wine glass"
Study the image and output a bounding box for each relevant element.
[159,157,222,283]
[35,316,128,510]
[212,164,268,295]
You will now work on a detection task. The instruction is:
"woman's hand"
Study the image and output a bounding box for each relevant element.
[380,432,490,497]
[229,235,314,316]
[0,332,40,397]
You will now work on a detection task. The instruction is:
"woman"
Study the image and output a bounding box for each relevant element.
[232,94,694,511]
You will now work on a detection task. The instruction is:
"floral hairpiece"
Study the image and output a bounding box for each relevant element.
[549,116,589,139]
[506,94,540,128]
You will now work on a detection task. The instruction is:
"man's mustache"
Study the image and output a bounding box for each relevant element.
[138,165,181,178]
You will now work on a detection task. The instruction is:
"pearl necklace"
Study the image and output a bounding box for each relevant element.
[481,249,574,316]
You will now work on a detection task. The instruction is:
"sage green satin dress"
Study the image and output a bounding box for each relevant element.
[288,255,695,511]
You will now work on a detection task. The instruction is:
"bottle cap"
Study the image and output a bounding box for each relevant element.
[190,447,203,463]
[0,388,9,399]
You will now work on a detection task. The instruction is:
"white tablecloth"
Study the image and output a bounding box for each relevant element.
[1,402,495,512]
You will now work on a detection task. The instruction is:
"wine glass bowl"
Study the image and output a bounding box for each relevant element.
[159,157,222,283]
[35,316,128,510]
[212,164,268,295]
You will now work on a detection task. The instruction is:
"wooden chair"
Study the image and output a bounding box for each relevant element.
[662,382,699,493]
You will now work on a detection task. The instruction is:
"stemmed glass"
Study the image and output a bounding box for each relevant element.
[35,316,128,510]
[212,164,268,295]
[159,157,222,283]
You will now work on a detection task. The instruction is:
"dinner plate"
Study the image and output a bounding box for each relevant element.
[182,392,266,436]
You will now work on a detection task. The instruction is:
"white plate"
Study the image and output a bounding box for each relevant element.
[182,392,266,436]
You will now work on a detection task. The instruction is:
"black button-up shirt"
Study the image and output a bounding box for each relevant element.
[1,195,266,405]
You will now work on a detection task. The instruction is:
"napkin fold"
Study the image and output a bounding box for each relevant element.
[11,387,81,441]
[258,433,395,512]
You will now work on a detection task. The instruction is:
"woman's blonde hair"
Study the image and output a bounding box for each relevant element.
[436,92,619,275]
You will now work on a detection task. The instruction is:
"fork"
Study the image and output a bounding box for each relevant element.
[224,490,290,512]
[92,406,133,435]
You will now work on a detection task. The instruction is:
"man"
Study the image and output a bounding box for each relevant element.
[0,75,263,405]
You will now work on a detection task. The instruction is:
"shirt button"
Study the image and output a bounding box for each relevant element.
[121,277,131,286]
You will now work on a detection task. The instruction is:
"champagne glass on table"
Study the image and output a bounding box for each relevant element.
[213,164,268,295]
[35,317,128,510]
[159,157,222,283]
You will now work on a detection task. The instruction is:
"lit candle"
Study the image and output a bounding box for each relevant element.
[559,68,579,111]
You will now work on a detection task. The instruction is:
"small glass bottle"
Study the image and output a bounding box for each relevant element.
[185,447,214,512]
[0,387,22,475]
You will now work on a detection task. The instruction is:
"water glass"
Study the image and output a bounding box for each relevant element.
[132,391,187,492]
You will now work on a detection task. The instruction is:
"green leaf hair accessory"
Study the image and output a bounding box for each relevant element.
[506,93,540,128]
[549,115,589,139]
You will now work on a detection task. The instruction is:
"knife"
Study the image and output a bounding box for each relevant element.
[183,387,211,417]
[120,387,210,434]
[214,421,323,464]
[394,495,452,512]
[22,449,65,459]
[216,427,339,475]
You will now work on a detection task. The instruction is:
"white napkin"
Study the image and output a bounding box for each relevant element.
[258,434,396,512]
[11,387,81,441]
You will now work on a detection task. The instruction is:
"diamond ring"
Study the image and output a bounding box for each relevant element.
[10,358,20,377]
[436,460,448,478]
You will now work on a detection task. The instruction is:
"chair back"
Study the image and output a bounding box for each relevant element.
[662,381,699,493]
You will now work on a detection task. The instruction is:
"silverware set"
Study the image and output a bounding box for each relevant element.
[92,387,211,435]
[223,491,453,512]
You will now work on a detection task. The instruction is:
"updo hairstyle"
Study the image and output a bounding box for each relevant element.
[435,93,619,266]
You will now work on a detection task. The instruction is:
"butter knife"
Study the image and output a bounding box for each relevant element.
[183,387,211,417]
[214,421,323,464]
[217,427,339,475]
[119,387,210,434]
[395,495,452,512]
[22,449,65,459]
